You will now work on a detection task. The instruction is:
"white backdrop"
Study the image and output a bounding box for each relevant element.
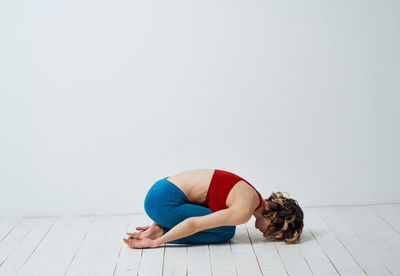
[0,0,399,218]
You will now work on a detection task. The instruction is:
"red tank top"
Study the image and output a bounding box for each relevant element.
[203,169,263,212]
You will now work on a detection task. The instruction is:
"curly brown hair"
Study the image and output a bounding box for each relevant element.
[261,191,304,244]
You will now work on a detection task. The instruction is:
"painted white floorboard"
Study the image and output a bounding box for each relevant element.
[0,217,56,276]
[132,214,164,276]
[163,243,187,276]
[298,225,339,276]
[371,204,400,233]
[246,217,287,276]
[187,243,212,276]
[0,218,37,267]
[65,215,130,276]
[335,206,400,275]
[305,208,365,276]
[0,218,38,270]
[18,216,93,276]
[353,206,400,252]
[0,218,21,243]
[0,204,399,275]
[209,241,236,276]
[230,223,262,276]
[113,215,142,276]
[274,234,313,276]
[316,207,391,276]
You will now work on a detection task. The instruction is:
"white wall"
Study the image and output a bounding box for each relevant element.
[0,0,399,218]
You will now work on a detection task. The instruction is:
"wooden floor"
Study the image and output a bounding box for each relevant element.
[0,204,399,276]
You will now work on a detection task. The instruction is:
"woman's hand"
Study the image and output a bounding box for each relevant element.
[123,236,159,249]
[126,222,164,241]
[126,225,151,239]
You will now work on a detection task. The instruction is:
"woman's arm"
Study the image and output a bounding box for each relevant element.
[124,208,250,248]
[154,207,251,246]
[153,217,197,246]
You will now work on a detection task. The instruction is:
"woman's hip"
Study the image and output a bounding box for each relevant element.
[144,177,189,211]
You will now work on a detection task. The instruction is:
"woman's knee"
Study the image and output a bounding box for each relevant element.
[144,192,162,224]
[144,199,176,228]
[143,192,153,217]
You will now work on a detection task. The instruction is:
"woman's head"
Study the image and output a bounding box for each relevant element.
[255,191,304,244]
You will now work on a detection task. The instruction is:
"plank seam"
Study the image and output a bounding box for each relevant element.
[228,240,238,276]
[306,227,341,276]
[333,207,394,275]
[316,209,366,275]
[272,241,290,275]
[1,218,38,268]
[208,244,213,276]
[63,216,95,276]
[245,223,263,276]
[0,218,23,244]
[113,217,132,276]
[370,206,400,234]
[17,217,59,275]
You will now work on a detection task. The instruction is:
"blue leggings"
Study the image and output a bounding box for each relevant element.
[144,177,236,244]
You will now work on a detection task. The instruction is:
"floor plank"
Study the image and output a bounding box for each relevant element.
[246,216,287,276]
[297,224,339,276]
[305,208,365,275]
[163,243,187,276]
[133,214,164,276]
[274,234,313,276]
[230,223,262,276]
[371,204,400,233]
[18,216,93,276]
[335,206,400,275]
[0,204,398,275]
[209,241,236,276]
[113,215,139,276]
[65,215,130,276]
[0,218,39,269]
[0,217,56,276]
[187,243,212,276]
[316,207,391,276]
[0,218,22,244]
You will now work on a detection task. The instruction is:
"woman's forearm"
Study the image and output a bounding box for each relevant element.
[154,218,197,246]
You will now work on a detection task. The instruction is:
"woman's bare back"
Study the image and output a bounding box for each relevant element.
[166,168,260,211]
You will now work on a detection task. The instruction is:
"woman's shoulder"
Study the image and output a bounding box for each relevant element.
[226,180,261,212]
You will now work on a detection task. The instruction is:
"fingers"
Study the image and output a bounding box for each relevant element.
[124,238,133,248]
[136,225,150,230]
[126,225,149,236]
[123,235,148,249]
[126,232,140,236]
[126,232,141,239]
[123,238,131,247]
[123,238,137,248]
[125,225,150,244]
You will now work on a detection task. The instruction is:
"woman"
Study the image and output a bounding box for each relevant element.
[123,168,304,248]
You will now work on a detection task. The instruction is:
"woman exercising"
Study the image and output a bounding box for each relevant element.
[123,168,304,249]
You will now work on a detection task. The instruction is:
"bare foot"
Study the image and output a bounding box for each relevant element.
[127,222,163,240]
